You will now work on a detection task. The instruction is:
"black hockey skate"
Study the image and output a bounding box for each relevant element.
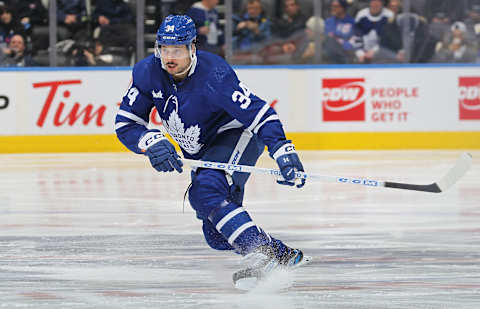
[232,245,311,290]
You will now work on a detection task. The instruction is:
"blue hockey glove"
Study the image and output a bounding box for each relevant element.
[138,130,183,173]
[270,140,306,188]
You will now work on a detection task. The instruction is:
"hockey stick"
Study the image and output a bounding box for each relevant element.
[183,152,472,193]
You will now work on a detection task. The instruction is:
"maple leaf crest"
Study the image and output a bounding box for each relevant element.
[163,110,203,155]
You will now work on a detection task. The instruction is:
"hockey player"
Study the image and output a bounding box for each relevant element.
[115,14,309,288]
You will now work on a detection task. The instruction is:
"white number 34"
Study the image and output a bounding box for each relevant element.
[126,87,139,106]
[232,82,252,109]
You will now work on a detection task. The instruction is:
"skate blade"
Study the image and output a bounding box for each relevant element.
[234,256,313,291]
[293,255,312,268]
[234,276,259,291]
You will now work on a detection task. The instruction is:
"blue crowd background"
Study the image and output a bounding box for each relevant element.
[1,0,479,67]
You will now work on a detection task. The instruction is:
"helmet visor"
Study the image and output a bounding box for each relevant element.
[155,42,190,60]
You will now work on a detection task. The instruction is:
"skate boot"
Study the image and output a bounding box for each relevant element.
[232,245,311,290]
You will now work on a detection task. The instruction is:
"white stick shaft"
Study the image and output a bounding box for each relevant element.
[182,158,385,189]
[183,152,471,193]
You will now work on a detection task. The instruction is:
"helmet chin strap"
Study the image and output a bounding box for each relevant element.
[161,44,197,79]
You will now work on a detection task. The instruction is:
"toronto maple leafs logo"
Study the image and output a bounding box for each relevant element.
[162,109,203,155]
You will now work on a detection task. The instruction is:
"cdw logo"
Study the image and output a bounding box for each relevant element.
[33,80,106,127]
[322,78,365,121]
[459,77,480,120]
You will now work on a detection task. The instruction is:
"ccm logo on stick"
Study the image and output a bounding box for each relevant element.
[337,177,379,186]
[0,95,9,109]
[202,162,243,172]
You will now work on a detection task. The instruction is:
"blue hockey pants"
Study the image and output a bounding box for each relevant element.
[188,128,287,256]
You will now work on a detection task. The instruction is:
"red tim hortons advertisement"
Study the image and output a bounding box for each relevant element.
[322,78,366,121]
[459,77,480,120]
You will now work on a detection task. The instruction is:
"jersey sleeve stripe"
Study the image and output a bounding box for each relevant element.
[114,122,131,130]
[253,115,280,134]
[117,109,149,127]
[247,103,270,132]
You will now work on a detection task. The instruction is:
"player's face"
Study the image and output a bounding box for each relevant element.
[160,45,191,75]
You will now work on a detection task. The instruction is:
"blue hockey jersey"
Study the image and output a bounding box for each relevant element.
[115,50,286,159]
[325,14,355,51]
[354,7,394,51]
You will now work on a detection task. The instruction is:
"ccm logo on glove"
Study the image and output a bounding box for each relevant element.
[270,140,306,188]
[138,130,183,173]
[138,131,165,152]
[272,143,297,159]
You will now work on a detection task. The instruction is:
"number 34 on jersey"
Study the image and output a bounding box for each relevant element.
[232,82,253,109]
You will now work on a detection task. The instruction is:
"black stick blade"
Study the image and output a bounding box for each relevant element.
[384,181,441,193]
[384,153,472,193]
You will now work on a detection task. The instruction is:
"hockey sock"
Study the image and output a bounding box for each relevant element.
[208,202,272,255]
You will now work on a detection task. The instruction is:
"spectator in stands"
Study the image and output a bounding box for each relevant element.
[70,39,129,66]
[260,26,306,64]
[353,0,394,63]
[258,0,309,64]
[0,1,12,9]
[344,0,369,18]
[429,11,451,43]
[57,0,88,40]
[433,21,477,63]
[409,0,427,16]
[324,0,355,64]
[387,0,402,16]
[16,0,47,30]
[466,4,480,33]
[376,13,404,63]
[465,4,480,61]
[272,0,308,39]
[0,6,28,48]
[171,0,197,15]
[423,0,468,24]
[232,0,272,52]
[186,0,224,56]
[93,0,134,26]
[92,0,135,49]
[379,13,436,63]
[16,0,48,51]
[291,15,325,63]
[0,33,36,66]
[467,0,480,11]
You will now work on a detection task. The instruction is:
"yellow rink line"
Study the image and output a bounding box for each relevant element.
[0,132,479,153]
[287,131,480,150]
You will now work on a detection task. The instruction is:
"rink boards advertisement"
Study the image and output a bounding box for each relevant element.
[0,65,479,152]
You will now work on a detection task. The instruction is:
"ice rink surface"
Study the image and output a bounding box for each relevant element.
[0,150,479,308]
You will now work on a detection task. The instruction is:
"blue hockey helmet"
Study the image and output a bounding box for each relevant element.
[155,15,198,76]
[156,15,197,46]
